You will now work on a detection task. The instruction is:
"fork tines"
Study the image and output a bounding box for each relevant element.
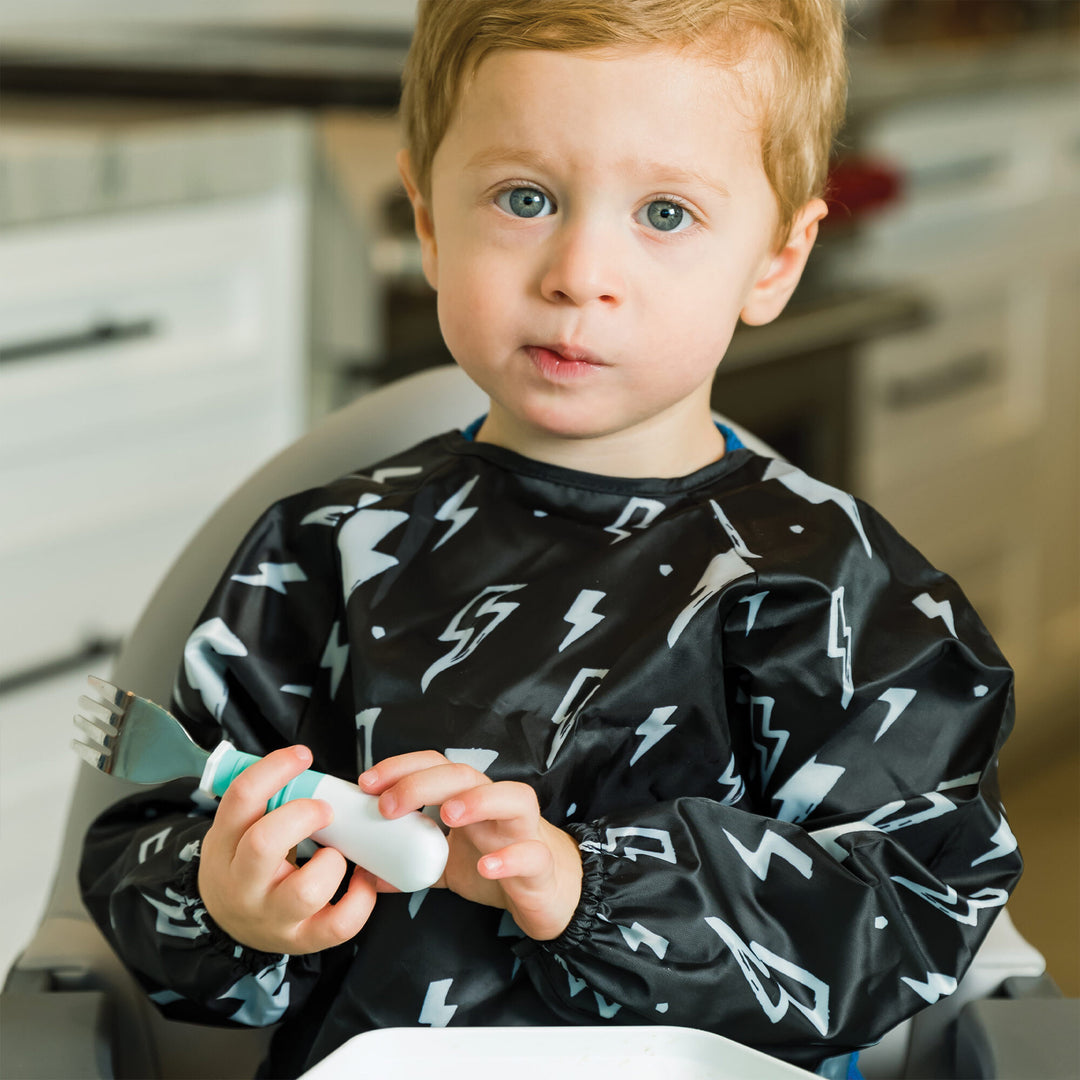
[72,676,130,771]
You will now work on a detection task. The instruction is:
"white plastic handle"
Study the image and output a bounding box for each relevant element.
[309,774,449,893]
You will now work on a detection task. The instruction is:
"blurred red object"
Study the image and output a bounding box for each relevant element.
[821,156,904,230]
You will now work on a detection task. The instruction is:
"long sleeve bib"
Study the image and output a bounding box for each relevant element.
[80,432,1021,1076]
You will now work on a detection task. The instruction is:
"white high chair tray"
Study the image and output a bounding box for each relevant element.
[299,1025,813,1079]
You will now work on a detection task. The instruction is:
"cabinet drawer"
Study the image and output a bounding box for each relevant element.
[2,401,289,553]
[0,192,306,462]
[854,275,1043,495]
[857,86,1066,226]
[2,488,221,682]
[0,410,292,681]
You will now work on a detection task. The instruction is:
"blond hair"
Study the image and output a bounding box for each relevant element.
[400,0,848,251]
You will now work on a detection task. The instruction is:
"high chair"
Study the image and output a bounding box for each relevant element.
[1,364,1074,1079]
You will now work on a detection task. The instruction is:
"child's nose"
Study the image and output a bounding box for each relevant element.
[538,218,624,307]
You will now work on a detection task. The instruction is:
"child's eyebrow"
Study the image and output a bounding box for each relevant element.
[465,146,732,200]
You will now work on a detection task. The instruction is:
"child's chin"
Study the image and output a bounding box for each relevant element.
[498,396,625,446]
[525,412,613,442]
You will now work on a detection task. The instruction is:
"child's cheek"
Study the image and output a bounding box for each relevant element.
[436,270,499,361]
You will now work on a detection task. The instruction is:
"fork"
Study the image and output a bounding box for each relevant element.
[73,675,448,893]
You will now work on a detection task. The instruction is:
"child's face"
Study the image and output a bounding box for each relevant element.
[401,45,825,475]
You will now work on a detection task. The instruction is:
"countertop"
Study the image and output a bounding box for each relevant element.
[0,21,1077,112]
[724,279,927,371]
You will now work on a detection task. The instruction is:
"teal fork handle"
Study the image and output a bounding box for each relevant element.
[204,742,324,810]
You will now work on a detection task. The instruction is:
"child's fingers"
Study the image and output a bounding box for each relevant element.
[231,797,335,883]
[268,844,349,922]
[295,866,379,953]
[476,837,553,883]
[440,780,539,832]
[375,762,492,819]
[483,826,584,942]
[211,745,315,853]
[357,750,450,794]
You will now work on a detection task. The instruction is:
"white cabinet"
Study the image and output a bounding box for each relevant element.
[843,81,1080,755]
[0,119,311,684]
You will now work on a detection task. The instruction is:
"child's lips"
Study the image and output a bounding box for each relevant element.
[526,344,607,379]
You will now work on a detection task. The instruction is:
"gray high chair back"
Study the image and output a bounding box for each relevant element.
[0,365,1068,1079]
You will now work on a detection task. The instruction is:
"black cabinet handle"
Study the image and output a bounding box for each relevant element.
[0,637,121,697]
[883,350,997,411]
[0,317,158,365]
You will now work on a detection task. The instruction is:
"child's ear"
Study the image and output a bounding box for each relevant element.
[740,198,829,327]
[396,149,439,290]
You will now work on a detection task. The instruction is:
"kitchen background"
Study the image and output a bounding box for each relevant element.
[1,0,1077,1001]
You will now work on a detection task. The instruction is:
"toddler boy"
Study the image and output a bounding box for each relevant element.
[80,2,1022,1076]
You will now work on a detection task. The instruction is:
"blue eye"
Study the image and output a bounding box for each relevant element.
[642,200,691,233]
[497,187,553,218]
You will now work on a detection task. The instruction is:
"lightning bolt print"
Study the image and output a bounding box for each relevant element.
[809,821,884,863]
[723,828,814,881]
[579,826,677,864]
[433,476,480,550]
[891,878,1008,925]
[369,465,424,485]
[445,747,499,773]
[408,889,429,920]
[862,777,975,835]
[320,620,349,698]
[421,584,525,692]
[763,459,872,558]
[865,791,957,832]
[971,814,1018,867]
[220,959,291,1026]
[901,972,957,1004]
[939,773,981,792]
[604,497,666,543]
[593,993,622,1019]
[300,503,355,527]
[418,978,457,1027]
[706,917,831,1036]
[709,499,760,559]
[552,954,588,997]
[337,506,409,601]
[559,589,606,652]
[717,758,746,805]
[138,827,171,864]
[873,687,917,741]
[629,705,677,766]
[738,590,770,634]
[230,561,307,594]
[668,548,754,646]
[773,755,845,823]
[302,476,418,527]
[827,587,855,708]
[143,887,209,940]
[750,696,789,788]
[546,667,609,766]
[614,920,670,959]
[912,592,958,638]
[183,617,248,721]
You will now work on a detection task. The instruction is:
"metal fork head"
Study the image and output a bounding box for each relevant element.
[72,675,132,774]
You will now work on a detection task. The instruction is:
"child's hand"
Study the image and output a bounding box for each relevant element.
[199,745,379,955]
[358,751,583,941]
